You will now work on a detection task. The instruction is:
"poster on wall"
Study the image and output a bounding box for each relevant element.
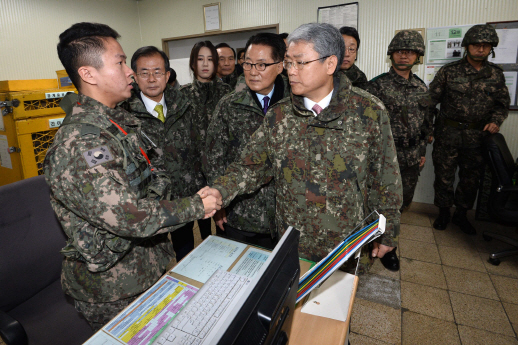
[317,2,358,29]
[489,28,518,64]
[426,24,479,65]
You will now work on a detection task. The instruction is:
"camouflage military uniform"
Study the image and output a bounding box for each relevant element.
[204,75,290,236]
[429,57,510,209]
[212,72,402,263]
[43,94,205,328]
[124,85,202,198]
[369,67,433,208]
[341,63,369,90]
[180,78,232,169]
[221,68,241,89]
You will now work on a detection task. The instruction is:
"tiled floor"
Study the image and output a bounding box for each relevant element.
[349,202,518,345]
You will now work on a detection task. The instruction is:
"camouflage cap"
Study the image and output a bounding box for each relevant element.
[387,30,425,56]
[461,24,499,47]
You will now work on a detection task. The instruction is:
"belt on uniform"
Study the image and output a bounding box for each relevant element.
[393,136,422,148]
[443,118,485,130]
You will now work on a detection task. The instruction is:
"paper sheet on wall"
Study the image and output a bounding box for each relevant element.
[426,25,477,65]
[230,247,270,278]
[84,275,198,345]
[424,65,443,87]
[318,3,358,29]
[0,135,12,169]
[503,71,518,106]
[489,29,518,65]
[171,236,247,283]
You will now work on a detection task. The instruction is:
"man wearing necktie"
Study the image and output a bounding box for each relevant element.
[125,46,202,262]
[204,33,289,249]
[209,23,402,272]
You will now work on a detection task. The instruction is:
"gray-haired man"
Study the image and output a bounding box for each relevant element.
[209,23,402,265]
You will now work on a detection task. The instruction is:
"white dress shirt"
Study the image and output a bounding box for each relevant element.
[140,91,167,118]
[303,89,334,116]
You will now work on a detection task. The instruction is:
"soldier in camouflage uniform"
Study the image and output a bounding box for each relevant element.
[369,31,433,210]
[339,26,369,90]
[210,23,402,266]
[45,23,220,330]
[122,46,203,262]
[368,30,433,271]
[430,24,510,234]
[181,41,232,239]
[216,43,241,89]
[204,33,289,249]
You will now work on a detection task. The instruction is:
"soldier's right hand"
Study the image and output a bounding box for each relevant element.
[197,187,222,218]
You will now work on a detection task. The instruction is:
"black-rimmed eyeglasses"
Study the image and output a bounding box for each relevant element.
[242,61,282,71]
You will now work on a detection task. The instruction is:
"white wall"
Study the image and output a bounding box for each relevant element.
[1,0,516,204]
[0,0,140,80]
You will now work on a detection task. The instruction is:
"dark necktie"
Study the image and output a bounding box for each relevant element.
[262,96,270,114]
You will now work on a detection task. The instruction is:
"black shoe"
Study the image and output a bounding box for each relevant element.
[452,207,476,235]
[380,248,399,272]
[433,207,450,230]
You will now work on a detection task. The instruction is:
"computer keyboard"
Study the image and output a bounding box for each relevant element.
[153,270,250,345]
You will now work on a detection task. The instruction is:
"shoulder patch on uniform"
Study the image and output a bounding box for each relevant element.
[82,146,114,168]
[80,124,101,137]
[370,72,388,82]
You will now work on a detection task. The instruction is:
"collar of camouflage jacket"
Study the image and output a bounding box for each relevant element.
[342,63,361,83]
[388,66,421,86]
[291,72,353,123]
[126,85,190,122]
[232,74,290,113]
[70,94,140,130]
[458,56,493,78]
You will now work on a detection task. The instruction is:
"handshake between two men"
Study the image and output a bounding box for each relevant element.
[197,186,223,219]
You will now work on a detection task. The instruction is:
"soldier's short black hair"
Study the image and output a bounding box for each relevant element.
[279,33,289,40]
[339,26,360,49]
[244,33,286,63]
[215,43,236,59]
[167,68,177,85]
[57,22,120,92]
[131,46,170,73]
[189,41,219,81]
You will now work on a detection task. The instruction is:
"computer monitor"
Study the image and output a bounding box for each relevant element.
[216,227,300,345]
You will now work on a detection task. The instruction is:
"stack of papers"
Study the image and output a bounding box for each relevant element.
[296,214,386,303]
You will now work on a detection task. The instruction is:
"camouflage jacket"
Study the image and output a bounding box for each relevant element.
[368,67,433,167]
[221,68,241,89]
[180,78,232,179]
[123,85,204,197]
[429,57,510,147]
[212,72,402,262]
[43,94,205,303]
[204,75,290,235]
[341,64,369,90]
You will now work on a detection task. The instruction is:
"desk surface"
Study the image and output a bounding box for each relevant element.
[167,239,357,345]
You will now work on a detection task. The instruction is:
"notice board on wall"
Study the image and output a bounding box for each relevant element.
[488,20,518,109]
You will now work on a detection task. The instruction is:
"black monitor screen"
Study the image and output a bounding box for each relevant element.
[217,228,300,345]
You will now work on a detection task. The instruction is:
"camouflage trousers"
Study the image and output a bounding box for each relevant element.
[432,142,484,209]
[400,164,420,209]
[340,242,374,275]
[74,296,138,331]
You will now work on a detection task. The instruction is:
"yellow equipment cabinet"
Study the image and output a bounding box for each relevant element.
[0,81,76,186]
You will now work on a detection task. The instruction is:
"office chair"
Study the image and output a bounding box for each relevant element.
[481,133,518,266]
[0,176,93,345]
